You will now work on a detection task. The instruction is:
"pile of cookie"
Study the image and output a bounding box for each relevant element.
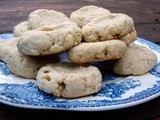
[0,5,157,98]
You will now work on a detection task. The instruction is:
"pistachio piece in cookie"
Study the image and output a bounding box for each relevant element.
[68,40,127,63]
[36,63,102,98]
[17,21,82,56]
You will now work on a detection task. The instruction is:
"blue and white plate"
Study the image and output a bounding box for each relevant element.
[0,33,160,111]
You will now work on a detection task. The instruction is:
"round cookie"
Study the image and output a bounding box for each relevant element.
[70,5,110,27]
[68,40,127,63]
[113,44,158,75]
[1,38,59,79]
[17,21,82,56]
[28,9,70,29]
[13,21,30,37]
[36,63,102,98]
[82,13,134,42]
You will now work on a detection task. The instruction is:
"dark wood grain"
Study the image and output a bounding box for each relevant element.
[0,0,160,44]
[0,0,160,120]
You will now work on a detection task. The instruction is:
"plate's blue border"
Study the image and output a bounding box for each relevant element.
[0,79,159,109]
[0,33,160,110]
[137,37,160,52]
[0,33,14,40]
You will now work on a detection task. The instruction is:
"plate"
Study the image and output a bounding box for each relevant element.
[0,33,160,111]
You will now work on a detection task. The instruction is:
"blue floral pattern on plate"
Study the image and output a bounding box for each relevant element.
[97,78,141,98]
[0,62,12,76]
[0,34,160,111]
[150,62,160,78]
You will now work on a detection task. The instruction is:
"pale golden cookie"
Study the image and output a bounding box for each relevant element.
[17,21,82,56]
[68,40,127,63]
[28,9,70,29]
[36,63,102,98]
[82,13,134,42]
[113,44,158,75]
[70,5,110,27]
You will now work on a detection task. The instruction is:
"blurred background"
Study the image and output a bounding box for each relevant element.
[0,0,159,44]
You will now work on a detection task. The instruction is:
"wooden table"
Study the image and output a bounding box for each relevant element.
[0,0,160,119]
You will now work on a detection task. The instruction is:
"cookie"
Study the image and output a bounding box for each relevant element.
[28,9,70,29]
[36,63,102,98]
[17,21,82,56]
[82,13,134,43]
[113,44,158,75]
[68,40,127,63]
[70,5,110,27]
[13,21,30,37]
[1,38,59,79]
